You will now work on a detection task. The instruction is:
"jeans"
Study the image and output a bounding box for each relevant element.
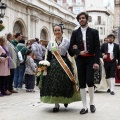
[14,64,25,88]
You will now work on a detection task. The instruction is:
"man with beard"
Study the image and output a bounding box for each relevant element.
[68,12,100,114]
[101,34,120,95]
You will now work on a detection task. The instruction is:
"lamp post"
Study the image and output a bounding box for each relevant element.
[0,0,7,31]
[0,0,7,20]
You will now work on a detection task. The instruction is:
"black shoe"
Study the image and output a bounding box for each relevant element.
[107,89,110,93]
[64,104,68,108]
[90,105,96,113]
[110,91,115,95]
[53,107,59,112]
[80,108,88,114]
[94,90,99,93]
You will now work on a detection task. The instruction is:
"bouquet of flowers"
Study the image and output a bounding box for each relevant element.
[37,60,50,89]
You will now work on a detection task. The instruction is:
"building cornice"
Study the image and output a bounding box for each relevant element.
[15,0,76,26]
[86,10,110,16]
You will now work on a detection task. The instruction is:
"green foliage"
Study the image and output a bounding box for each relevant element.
[0,24,5,31]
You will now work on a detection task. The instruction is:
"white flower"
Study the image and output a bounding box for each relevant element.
[39,60,50,66]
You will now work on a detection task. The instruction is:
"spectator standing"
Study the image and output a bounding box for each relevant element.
[24,50,37,92]
[6,33,18,93]
[14,39,28,90]
[31,38,45,65]
[0,36,10,96]
[32,38,46,86]
[12,33,22,47]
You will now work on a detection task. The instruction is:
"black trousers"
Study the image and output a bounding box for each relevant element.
[104,61,116,79]
[7,69,14,91]
[25,74,35,89]
[75,56,95,88]
[0,76,6,94]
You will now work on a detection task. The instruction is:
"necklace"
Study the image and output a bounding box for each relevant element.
[55,37,63,46]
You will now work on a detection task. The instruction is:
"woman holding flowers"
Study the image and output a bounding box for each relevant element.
[40,24,80,112]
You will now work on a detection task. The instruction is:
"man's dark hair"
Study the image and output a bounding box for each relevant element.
[15,33,21,38]
[7,33,12,40]
[19,39,25,44]
[35,38,39,43]
[24,49,32,62]
[107,34,115,39]
[76,12,89,22]
[104,38,107,41]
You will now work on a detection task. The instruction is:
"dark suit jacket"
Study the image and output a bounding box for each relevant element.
[68,27,100,64]
[101,43,120,65]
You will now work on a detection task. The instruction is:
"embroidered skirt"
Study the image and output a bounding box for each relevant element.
[40,57,80,103]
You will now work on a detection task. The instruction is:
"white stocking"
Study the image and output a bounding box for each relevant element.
[88,87,94,105]
[110,78,115,92]
[55,103,59,108]
[80,88,87,109]
[106,79,111,89]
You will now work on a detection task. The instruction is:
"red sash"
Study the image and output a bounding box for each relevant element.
[81,42,94,57]
[104,53,114,62]
[81,54,94,57]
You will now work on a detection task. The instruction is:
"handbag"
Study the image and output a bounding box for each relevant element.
[17,51,23,63]
[0,53,7,58]
[16,47,25,63]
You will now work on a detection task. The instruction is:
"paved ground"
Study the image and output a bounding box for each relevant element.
[0,86,120,120]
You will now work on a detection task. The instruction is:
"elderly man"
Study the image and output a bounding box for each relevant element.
[31,38,46,65]
[6,33,18,93]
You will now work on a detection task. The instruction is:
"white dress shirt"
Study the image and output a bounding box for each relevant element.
[81,26,88,51]
[108,43,114,60]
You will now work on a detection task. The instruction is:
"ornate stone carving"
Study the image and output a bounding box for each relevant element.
[30,15,39,22]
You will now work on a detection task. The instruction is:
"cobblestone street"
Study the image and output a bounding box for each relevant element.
[0,86,120,120]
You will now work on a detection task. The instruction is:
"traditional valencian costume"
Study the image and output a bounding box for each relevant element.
[101,34,120,95]
[40,38,80,104]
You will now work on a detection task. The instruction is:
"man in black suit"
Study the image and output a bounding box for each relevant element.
[101,34,120,95]
[68,12,100,114]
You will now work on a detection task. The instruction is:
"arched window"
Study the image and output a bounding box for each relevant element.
[13,21,23,34]
[40,29,47,40]
[89,16,92,22]
[13,21,27,39]
[40,29,48,47]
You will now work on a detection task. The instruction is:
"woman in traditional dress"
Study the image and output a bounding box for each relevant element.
[40,24,80,112]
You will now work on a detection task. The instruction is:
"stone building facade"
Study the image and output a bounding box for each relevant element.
[0,0,76,43]
[54,0,114,44]
[113,0,120,44]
